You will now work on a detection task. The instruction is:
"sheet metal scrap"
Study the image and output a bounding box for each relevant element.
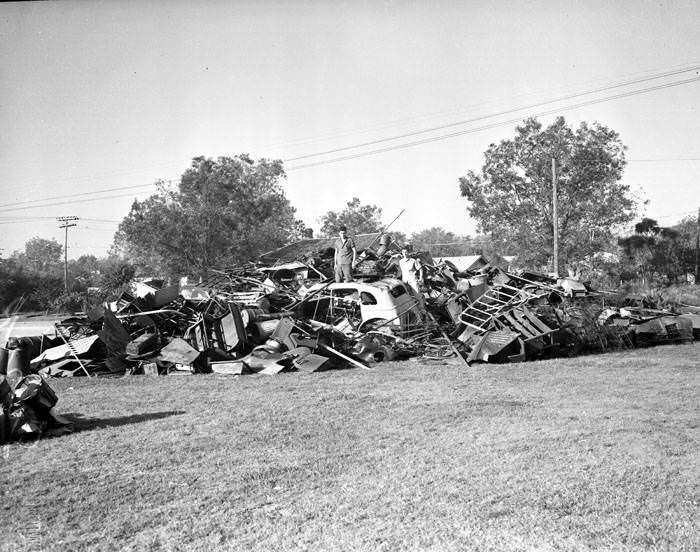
[448,267,700,363]
[1,374,72,443]
[632,315,694,345]
[466,330,522,364]
[14,254,700,377]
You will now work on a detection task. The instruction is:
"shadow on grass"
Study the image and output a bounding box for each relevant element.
[63,410,186,433]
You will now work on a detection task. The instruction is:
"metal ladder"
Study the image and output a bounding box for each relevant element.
[458,283,538,333]
[54,323,92,377]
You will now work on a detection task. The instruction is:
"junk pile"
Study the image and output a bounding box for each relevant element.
[2,242,699,377]
[0,374,72,444]
[426,266,699,363]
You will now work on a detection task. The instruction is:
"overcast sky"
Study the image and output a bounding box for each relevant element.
[1,0,699,259]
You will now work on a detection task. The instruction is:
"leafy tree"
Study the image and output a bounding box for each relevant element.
[388,231,407,247]
[68,254,101,290]
[10,237,63,276]
[618,217,690,284]
[113,155,304,278]
[99,258,136,297]
[410,227,469,256]
[1,239,65,311]
[319,197,383,237]
[459,117,637,272]
[0,258,28,313]
[670,215,699,282]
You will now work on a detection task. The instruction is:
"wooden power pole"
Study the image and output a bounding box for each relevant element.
[57,216,79,293]
[552,158,559,276]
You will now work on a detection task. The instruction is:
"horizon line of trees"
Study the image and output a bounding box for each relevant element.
[3,210,695,314]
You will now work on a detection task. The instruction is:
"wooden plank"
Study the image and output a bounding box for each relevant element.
[520,307,554,334]
[512,310,539,336]
[500,312,530,336]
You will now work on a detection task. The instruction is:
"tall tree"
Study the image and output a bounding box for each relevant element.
[459,117,637,271]
[410,227,469,256]
[113,155,304,277]
[10,237,63,275]
[99,257,137,296]
[319,197,383,237]
[671,215,700,282]
[68,254,100,289]
[619,217,694,284]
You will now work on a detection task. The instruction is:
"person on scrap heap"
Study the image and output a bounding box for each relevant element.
[334,225,357,283]
[395,244,425,307]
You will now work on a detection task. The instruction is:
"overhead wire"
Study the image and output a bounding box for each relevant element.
[0,66,698,214]
[0,160,188,197]
[0,180,176,211]
[283,65,700,163]
[0,190,156,214]
[0,183,160,210]
[268,61,700,153]
[286,75,700,171]
[1,154,697,215]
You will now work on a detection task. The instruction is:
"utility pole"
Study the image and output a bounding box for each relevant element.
[552,158,559,277]
[57,216,79,293]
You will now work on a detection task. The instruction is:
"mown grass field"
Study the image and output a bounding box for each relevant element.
[1,343,699,551]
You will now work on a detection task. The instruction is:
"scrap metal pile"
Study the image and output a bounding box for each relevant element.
[0,374,71,444]
[2,244,699,379]
[7,266,447,377]
[430,267,699,363]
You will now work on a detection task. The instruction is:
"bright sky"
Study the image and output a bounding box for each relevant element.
[1,0,699,259]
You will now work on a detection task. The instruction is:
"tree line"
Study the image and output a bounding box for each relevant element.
[0,240,134,313]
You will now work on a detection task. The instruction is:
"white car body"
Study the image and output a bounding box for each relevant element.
[304,277,424,331]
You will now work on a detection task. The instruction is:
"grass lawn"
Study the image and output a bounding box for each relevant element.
[1,343,699,551]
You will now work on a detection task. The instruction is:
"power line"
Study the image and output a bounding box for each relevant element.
[0,161,187,197]
[0,190,156,214]
[286,75,700,171]
[0,216,120,226]
[284,65,700,163]
[77,225,119,232]
[266,63,700,154]
[1,72,698,212]
[0,155,696,217]
[0,182,165,210]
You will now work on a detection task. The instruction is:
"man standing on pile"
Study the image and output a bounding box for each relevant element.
[395,244,425,308]
[334,225,356,283]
